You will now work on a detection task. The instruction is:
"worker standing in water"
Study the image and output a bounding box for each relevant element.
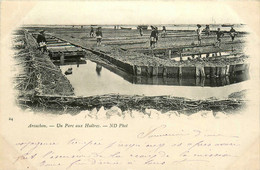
[229,26,237,41]
[96,27,103,46]
[37,30,47,53]
[150,26,157,48]
[90,27,94,37]
[196,24,202,45]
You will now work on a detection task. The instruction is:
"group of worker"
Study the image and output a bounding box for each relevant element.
[87,25,238,49]
[196,24,237,47]
[149,26,168,48]
[36,25,238,52]
[89,25,167,48]
[89,27,103,46]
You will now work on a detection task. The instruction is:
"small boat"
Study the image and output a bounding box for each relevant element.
[65,68,72,75]
[137,25,148,30]
[221,24,234,27]
[120,27,132,30]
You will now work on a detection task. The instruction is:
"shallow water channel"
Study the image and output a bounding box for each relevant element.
[59,59,249,99]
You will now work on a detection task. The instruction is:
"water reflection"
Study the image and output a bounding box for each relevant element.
[53,59,87,67]
[96,63,102,76]
[126,71,249,87]
[58,59,250,98]
[59,59,249,87]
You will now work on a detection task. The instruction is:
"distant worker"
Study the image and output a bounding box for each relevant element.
[229,26,237,41]
[155,27,159,44]
[161,26,166,38]
[96,27,103,46]
[90,27,94,37]
[36,30,47,53]
[139,27,143,36]
[150,26,157,48]
[216,28,224,47]
[196,24,202,45]
[204,25,210,36]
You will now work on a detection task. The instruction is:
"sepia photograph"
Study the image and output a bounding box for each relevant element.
[0,1,259,169]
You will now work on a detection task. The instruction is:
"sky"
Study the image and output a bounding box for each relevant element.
[18,1,243,25]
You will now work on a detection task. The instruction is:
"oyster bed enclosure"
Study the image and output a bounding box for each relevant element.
[50,34,249,79]
[14,26,249,113]
[39,26,248,79]
[88,48,249,78]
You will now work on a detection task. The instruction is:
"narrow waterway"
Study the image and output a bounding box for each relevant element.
[60,59,250,99]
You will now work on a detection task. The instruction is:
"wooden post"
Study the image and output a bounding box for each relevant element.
[216,67,221,77]
[147,66,153,77]
[163,67,167,77]
[180,52,183,61]
[168,50,171,59]
[132,65,136,76]
[201,77,205,87]
[195,77,200,86]
[225,76,230,85]
[225,65,230,76]
[136,66,141,76]
[178,67,182,78]
[196,66,200,77]
[152,66,158,76]
[201,66,205,77]
[210,67,216,77]
[220,67,226,77]
[178,76,182,86]
[229,65,235,75]
[60,52,64,65]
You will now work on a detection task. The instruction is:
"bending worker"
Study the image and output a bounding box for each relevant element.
[37,30,47,53]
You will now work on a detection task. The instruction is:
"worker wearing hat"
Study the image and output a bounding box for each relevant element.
[37,30,47,53]
[216,28,224,47]
[96,27,103,46]
[229,26,237,42]
[90,27,94,37]
[150,26,157,48]
[196,24,202,45]
[205,25,210,36]
[161,26,167,38]
[155,27,159,44]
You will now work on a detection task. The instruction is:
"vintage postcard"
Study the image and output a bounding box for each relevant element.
[0,1,259,169]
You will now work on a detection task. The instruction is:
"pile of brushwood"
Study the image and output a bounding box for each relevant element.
[26,93,247,114]
[13,30,74,109]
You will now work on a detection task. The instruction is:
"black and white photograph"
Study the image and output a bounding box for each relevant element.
[0,1,259,170]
